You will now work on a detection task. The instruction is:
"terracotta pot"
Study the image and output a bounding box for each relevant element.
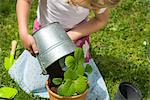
[46,81,88,100]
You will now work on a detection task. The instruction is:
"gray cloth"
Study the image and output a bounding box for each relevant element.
[9,50,110,100]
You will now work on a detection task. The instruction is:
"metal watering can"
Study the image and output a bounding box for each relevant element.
[33,22,76,75]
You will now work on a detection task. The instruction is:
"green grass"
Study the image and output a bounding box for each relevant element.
[0,0,150,100]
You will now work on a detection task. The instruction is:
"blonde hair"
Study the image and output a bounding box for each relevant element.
[67,0,120,9]
[90,0,120,9]
[104,0,120,6]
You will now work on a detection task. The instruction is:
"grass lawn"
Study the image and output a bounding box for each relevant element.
[0,0,150,100]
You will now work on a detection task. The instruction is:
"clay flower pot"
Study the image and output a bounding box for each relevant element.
[46,81,88,100]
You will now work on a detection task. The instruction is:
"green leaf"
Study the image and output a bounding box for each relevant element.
[52,78,63,85]
[72,92,78,96]
[66,82,76,96]
[75,64,84,76]
[74,48,84,65]
[85,64,92,74]
[74,76,88,94]
[65,56,76,69]
[57,84,64,96]
[64,69,78,80]
[0,87,18,99]
[57,79,75,96]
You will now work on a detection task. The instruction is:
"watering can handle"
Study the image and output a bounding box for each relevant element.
[10,40,17,55]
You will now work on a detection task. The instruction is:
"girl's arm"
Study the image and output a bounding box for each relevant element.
[16,0,38,54]
[67,9,109,42]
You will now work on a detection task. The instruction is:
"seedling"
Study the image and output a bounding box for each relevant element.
[51,48,92,96]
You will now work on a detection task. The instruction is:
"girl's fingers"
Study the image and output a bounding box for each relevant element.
[28,35,39,55]
[26,46,34,54]
[31,42,38,54]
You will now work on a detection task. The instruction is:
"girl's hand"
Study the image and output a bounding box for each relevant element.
[67,31,84,43]
[20,34,38,55]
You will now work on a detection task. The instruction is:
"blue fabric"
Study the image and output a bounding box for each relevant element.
[86,59,110,100]
[8,50,49,98]
[9,50,110,100]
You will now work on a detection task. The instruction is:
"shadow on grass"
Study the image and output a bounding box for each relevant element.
[0,0,16,17]
[90,50,150,98]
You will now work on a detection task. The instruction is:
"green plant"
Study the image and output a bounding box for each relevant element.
[51,48,92,96]
[1,0,150,99]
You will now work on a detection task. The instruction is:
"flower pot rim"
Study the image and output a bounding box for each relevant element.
[46,80,88,99]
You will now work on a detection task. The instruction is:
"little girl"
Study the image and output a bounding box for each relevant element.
[16,0,120,99]
[16,0,120,58]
